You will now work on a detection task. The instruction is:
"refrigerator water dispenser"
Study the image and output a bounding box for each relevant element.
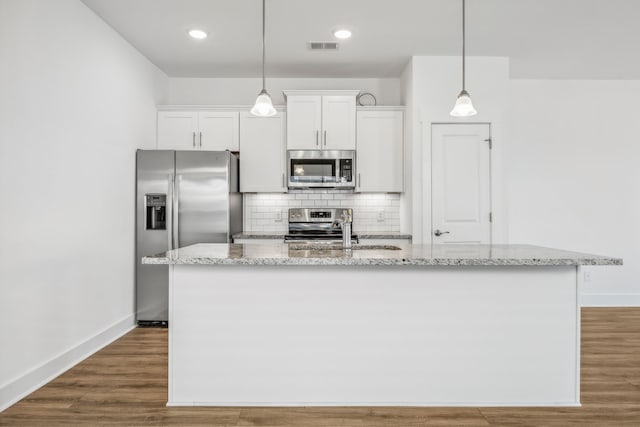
[145,194,166,230]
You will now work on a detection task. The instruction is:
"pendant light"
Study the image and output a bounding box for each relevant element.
[450,0,477,117]
[251,0,277,117]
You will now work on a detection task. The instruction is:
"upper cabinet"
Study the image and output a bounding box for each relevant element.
[285,96,321,149]
[198,112,240,151]
[239,111,287,193]
[157,111,198,149]
[284,90,358,150]
[157,110,239,151]
[356,108,404,193]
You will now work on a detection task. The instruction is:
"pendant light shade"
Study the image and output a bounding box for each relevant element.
[251,89,276,116]
[450,90,477,117]
[450,0,477,117]
[252,0,277,117]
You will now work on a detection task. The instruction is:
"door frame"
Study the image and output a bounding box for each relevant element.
[424,122,496,245]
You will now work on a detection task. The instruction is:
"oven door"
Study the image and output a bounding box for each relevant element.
[287,150,355,188]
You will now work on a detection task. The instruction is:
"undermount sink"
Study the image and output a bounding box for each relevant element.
[288,244,402,251]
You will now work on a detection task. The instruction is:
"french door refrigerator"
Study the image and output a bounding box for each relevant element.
[135,150,242,325]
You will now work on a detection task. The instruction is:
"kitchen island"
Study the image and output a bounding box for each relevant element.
[143,243,621,407]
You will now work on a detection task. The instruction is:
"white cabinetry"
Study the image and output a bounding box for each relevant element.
[239,112,286,193]
[285,96,321,150]
[198,111,239,151]
[356,109,404,193]
[284,90,358,150]
[157,110,239,151]
[157,111,198,150]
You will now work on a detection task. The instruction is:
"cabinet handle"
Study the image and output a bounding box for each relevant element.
[316,130,319,146]
[199,132,202,148]
[192,132,196,148]
[282,173,285,189]
[358,173,361,188]
[324,130,327,146]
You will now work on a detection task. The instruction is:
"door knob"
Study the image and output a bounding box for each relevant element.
[434,229,450,237]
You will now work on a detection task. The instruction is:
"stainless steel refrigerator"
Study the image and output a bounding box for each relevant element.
[135,150,242,325]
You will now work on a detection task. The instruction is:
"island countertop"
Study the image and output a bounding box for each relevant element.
[142,243,622,266]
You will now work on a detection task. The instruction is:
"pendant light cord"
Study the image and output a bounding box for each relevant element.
[262,0,266,91]
[462,0,466,91]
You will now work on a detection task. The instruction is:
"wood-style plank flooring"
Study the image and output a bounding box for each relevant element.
[1,308,639,426]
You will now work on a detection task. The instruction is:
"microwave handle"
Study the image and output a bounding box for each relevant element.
[316,130,319,146]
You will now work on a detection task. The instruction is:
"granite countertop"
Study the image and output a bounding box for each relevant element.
[232,232,412,240]
[142,243,622,267]
[232,232,285,239]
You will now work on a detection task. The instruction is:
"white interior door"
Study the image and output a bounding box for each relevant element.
[431,124,491,244]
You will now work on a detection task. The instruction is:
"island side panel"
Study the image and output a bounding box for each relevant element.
[168,265,579,406]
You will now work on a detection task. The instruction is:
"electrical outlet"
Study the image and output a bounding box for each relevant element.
[275,210,283,222]
[584,271,592,282]
[377,211,385,222]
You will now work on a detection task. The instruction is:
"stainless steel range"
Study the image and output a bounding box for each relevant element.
[285,208,358,244]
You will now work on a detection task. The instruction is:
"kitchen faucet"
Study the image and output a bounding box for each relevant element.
[336,210,353,249]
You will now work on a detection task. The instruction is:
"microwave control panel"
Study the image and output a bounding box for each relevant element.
[339,159,353,182]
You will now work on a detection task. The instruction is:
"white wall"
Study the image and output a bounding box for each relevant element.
[408,56,510,244]
[0,0,168,410]
[507,80,640,305]
[168,77,401,105]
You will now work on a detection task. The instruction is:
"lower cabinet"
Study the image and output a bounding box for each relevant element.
[239,112,287,193]
[356,109,404,192]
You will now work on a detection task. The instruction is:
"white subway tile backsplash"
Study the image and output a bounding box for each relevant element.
[243,192,401,233]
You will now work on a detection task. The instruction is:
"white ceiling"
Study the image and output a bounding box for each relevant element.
[81,0,640,79]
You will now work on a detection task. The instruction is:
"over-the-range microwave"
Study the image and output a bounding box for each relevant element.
[287,150,355,189]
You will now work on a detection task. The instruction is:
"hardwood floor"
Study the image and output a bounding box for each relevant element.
[1,308,639,426]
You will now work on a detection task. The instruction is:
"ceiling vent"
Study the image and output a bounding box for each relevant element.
[308,41,339,50]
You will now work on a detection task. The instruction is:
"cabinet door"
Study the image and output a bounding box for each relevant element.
[240,112,286,192]
[286,96,322,150]
[199,111,240,151]
[157,111,198,150]
[322,96,356,150]
[356,110,404,192]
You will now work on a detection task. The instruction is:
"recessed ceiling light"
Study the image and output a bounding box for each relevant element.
[188,29,208,40]
[333,29,352,40]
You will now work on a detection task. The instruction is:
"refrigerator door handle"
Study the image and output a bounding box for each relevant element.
[167,174,174,250]
[173,174,181,249]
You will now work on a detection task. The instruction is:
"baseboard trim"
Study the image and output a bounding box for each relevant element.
[166,401,581,407]
[0,314,135,413]
[580,293,640,307]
